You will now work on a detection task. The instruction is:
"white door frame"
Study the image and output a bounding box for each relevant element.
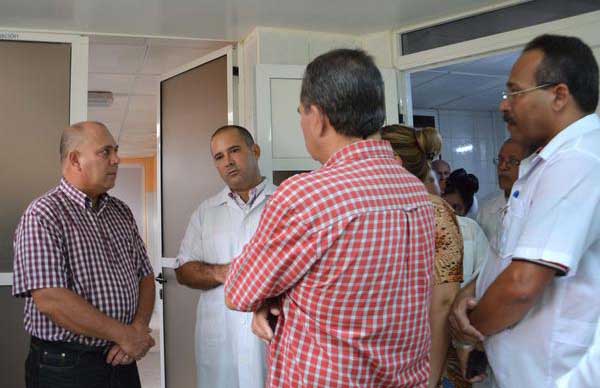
[0,29,88,287]
[393,10,600,124]
[155,45,234,388]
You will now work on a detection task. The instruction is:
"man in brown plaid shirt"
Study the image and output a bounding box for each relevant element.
[12,121,155,388]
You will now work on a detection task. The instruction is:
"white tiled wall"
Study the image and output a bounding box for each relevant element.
[416,109,508,199]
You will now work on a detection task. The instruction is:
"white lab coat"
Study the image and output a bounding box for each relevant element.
[177,181,277,388]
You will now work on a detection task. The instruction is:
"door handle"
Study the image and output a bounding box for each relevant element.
[155,272,167,285]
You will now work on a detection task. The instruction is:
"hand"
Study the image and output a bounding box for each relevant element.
[106,344,135,366]
[457,346,487,383]
[251,299,281,344]
[117,323,155,360]
[449,294,485,344]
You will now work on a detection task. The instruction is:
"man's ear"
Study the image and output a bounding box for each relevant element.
[68,150,81,171]
[551,83,570,112]
[309,104,328,137]
[252,143,261,160]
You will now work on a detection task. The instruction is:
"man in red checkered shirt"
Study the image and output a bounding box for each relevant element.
[225,49,436,387]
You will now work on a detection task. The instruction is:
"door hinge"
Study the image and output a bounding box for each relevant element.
[232,66,239,76]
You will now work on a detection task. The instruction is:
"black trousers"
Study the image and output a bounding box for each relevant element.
[25,337,141,388]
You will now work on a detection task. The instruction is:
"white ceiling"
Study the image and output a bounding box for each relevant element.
[2,0,520,157]
[411,50,520,112]
[88,36,231,157]
[1,0,514,39]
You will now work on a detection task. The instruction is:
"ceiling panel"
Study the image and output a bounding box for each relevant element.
[127,95,156,114]
[89,44,146,74]
[140,46,224,75]
[437,51,519,76]
[413,73,502,108]
[410,70,445,87]
[89,73,135,94]
[0,0,511,39]
[412,50,515,112]
[132,75,159,95]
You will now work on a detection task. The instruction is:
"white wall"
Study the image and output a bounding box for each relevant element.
[415,108,508,199]
[239,27,392,135]
[110,165,146,239]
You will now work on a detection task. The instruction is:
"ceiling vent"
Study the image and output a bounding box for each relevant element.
[88,91,114,107]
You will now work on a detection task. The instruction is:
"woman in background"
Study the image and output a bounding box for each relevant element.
[381,125,463,388]
[443,169,479,218]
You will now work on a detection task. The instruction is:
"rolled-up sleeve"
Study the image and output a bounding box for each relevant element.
[224,191,319,312]
[512,153,600,276]
[12,209,67,297]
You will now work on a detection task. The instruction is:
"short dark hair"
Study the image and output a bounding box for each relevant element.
[211,125,255,146]
[300,49,386,139]
[524,34,599,114]
[445,168,479,213]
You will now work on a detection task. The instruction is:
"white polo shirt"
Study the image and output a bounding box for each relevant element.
[476,114,600,388]
[177,180,278,388]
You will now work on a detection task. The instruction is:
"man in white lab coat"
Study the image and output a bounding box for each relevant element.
[175,125,276,388]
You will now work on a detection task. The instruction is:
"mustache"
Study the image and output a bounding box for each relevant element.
[503,114,516,125]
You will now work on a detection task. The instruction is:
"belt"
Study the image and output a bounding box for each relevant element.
[31,336,111,355]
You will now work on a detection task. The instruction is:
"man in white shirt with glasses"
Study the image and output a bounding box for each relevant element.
[450,34,600,388]
[477,138,530,253]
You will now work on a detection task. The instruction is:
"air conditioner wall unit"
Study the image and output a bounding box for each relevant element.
[88,91,114,107]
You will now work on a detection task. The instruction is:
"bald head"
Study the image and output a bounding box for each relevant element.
[60,121,119,200]
[60,121,109,163]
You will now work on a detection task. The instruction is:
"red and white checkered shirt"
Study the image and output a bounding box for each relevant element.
[12,178,153,347]
[226,140,435,387]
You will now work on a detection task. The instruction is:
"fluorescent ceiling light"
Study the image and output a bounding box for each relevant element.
[455,144,474,153]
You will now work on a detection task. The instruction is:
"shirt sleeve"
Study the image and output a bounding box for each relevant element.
[432,199,464,285]
[512,152,600,277]
[175,205,205,268]
[12,208,67,298]
[133,227,154,280]
[224,191,319,311]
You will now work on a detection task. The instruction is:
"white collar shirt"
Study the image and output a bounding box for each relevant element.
[176,179,278,388]
[476,114,600,388]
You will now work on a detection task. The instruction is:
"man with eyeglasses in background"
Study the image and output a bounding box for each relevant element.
[449,34,600,388]
[476,138,530,253]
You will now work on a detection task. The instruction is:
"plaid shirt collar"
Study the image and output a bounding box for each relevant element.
[323,139,396,168]
[59,178,110,213]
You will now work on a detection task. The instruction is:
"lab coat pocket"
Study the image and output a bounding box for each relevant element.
[197,289,227,347]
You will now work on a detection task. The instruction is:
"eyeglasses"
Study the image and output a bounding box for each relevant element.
[501,83,556,100]
[493,157,520,167]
